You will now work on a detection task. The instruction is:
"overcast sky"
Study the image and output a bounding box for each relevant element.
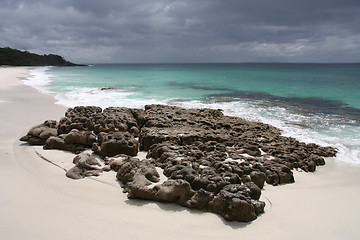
[1,0,360,63]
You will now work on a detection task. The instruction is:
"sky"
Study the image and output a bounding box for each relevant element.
[1,0,360,63]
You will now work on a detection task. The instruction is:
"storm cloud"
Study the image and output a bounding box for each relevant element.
[1,0,360,63]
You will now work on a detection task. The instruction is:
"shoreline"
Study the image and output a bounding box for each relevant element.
[21,65,360,164]
[1,67,360,239]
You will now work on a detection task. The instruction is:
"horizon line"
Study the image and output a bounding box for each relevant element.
[80,62,360,65]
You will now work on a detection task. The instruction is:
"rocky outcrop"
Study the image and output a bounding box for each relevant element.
[108,155,264,222]
[114,155,265,222]
[20,104,337,222]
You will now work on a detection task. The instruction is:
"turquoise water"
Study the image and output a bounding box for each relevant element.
[47,64,360,109]
[24,63,360,163]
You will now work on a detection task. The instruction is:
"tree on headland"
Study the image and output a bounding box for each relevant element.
[0,47,83,66]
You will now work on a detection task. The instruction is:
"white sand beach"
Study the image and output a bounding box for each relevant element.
[1,67,360,240]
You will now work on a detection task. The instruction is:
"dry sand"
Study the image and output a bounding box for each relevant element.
[1,67,360,240]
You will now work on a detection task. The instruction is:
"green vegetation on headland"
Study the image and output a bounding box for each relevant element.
[0,47,83,66]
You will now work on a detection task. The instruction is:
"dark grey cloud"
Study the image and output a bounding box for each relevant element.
[1,0,359,63]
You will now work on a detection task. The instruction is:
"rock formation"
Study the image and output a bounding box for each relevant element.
[20,105,337,222]
[93,131,138,157]
[20,120,58,145]
[66,152,103,179]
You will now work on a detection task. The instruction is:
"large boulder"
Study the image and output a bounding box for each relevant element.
[208,184,265,222]
[115,157,159,185]
[44,135,86,154]
[93,107,138,134]
[64,129,97,146]
[58,106,102,134]
[43,129,95,154]
[92,132,139,157]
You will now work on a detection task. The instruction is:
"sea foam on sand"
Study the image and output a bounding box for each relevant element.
[0,67,360,240]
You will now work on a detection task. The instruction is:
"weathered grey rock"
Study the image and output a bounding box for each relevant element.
[250,171,266,189]
[66,152,103,179]
[129,126,140,137]
[93,131,139,157]
[43,129,95,153]
[192,168,226,193]
[208,184,265,222]
[153,179,195,204]
[20,120,58,145]
[126,179,196,205]
[65,106,103,119]
[115,157,159,185]
[58,106,102,134]
[64,129,97,146]
[92,107,138,134]
[44,135,86,154]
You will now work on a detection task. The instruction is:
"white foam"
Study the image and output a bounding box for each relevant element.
[22,67,54,94]
[54,87,166,109]
[174,100,360,164]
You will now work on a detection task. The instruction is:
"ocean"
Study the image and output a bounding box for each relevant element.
[23,63,360,163]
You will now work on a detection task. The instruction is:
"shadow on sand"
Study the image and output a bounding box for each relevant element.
[125,197,257,229]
